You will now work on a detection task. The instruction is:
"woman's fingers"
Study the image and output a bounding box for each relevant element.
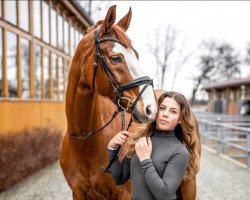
[147,137,152,147]
[120,130,131,137]
[117,131,131,141]
[138,137,147,146]
[119,134,127,140]
[142,137,148,145]
[135,137,151,147]
[108,131,131,148]
[117,137,126,144]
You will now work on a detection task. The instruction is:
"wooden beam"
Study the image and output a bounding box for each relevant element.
[49,51,52,99]
[41,0,43,41]
[63,58,66,99]
[2,0,7,97]
[17,35,22,98]
[41,47,44,99]
[56,56,59,99]
[16,0,19,27]
[48,0,52,45]
[58,0,92,28]
[2,28,7,98]
[29,0,34,98]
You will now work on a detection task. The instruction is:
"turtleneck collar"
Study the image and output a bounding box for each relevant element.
[154,129,175,136]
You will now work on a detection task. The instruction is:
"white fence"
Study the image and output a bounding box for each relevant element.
[194,111,250,168]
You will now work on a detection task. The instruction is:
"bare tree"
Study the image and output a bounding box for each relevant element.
[245,42,250,71]
[147,24,189,89]
[216,43,241,80]
[147,24,176,89]
[245,42,250,63]
[191,40,241,103]
[171,39,192,90]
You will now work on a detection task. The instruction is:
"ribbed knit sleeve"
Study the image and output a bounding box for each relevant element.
[140,146,189,200]
[108,149,131,185]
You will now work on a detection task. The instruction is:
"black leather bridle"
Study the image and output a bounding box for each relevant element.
[66,28,154,171]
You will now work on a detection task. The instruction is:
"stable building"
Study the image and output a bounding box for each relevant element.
[0,0,93,134]
[202,76,250,115]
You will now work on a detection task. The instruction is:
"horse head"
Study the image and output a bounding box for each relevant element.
[78,5,158,124]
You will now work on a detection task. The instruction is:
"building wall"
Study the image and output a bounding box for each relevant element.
[0,0,91,134]
[227,101,238,115]
[0,100,66,133]
[206,83,250,115]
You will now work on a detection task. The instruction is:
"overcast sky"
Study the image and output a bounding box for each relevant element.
[93,1,250,99]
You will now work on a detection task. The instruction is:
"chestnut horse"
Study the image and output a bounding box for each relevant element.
[60,5,200,200]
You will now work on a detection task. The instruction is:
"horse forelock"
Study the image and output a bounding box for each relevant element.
[112,25,132,49]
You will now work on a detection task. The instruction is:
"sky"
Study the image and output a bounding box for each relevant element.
[92,1,250,99]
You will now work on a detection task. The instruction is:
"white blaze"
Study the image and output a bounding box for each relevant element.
[113,43,158,119]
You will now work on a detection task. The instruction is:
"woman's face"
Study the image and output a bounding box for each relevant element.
[156,97,181,131]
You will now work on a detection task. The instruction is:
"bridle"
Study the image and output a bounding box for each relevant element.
[92,28,153,111]
[66,28,154,171]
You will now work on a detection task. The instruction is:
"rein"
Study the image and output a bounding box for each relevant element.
[66,28,153,172]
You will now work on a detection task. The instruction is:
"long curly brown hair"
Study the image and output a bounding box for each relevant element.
[127,91,200,180]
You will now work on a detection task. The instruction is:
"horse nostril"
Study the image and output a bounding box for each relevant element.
[146,105,152,116]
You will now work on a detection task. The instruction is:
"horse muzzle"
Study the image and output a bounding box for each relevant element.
[132,104,156,124]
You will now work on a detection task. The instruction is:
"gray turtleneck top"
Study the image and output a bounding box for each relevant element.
[108,130,189,200]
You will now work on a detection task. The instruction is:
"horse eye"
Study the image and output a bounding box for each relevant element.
[109,56,122,63]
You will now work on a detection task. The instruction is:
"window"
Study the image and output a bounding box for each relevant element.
[51,53,57,99]
[35,45,42,98]
[229,90,235,102]
[33,1,41,38]
[21,38,30,98]
[42,1,49,43]
[65,59,70,87]
[58,57,64,100]
[51,8,57,47]
[7,31,17,98]
[79,32,83,41]
[70,25,74,56]
[5,1,17,25]
[58,14,63,49]
[19,1,29,32]
[247,86,250,97]
[240,85,246,99]
[43,49,49,98]
[75,29,79,50]
[64,20,69,54]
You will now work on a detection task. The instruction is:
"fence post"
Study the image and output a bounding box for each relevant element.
[200,121,206,145]
[247,129,250,169]
[216,117,224,154]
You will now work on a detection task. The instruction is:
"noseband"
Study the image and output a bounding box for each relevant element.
[67,28,153,140]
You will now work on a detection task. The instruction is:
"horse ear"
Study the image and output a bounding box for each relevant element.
[117,7,132,31]
[100,5,116,35]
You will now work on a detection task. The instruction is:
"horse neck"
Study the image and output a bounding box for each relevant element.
[66,87,116,137]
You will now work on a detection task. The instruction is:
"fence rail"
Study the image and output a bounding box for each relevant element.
[194,111,250,168]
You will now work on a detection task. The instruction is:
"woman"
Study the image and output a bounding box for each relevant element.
[108,91,200,200]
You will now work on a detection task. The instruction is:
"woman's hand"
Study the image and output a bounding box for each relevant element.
[108,130,131,149]
[135,137,152,162]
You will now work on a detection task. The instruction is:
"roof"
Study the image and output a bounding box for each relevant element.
[59,0,94,27]
[202,76,250,90]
